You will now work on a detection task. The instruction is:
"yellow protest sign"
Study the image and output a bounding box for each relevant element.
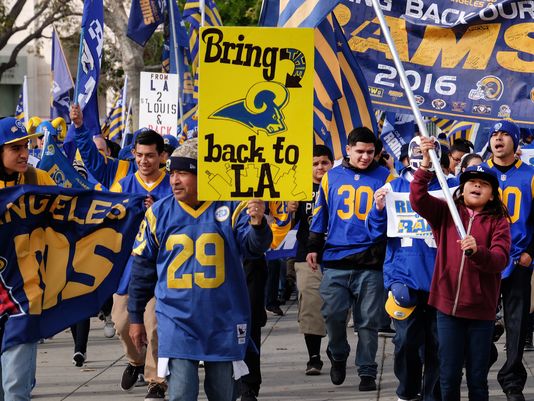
[198,27,314,201]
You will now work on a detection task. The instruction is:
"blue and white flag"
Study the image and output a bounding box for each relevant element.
[37,134,94,189]
[51,28,74,123]
[14,88,24,121]
[380,113,415,161]
[75,0,103,136]
[0,186,145,350]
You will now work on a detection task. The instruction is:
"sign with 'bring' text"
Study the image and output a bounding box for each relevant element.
[198,27,314,201]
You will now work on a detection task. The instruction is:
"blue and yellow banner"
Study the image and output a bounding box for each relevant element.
[0,186,145,350]
[336,0,534,127]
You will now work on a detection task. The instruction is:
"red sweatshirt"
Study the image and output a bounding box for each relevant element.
[409,169,511,320]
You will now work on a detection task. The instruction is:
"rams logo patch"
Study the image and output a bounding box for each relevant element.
[215,206,230,222]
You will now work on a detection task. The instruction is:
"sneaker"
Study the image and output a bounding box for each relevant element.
[326,349,346,385]
[493,321,505,342]
[524,339,534,352]
[121,363,145,391]
[359,376,377,391]
[72,352,86,367]
[145,383,166,400]
[266,305,284,316]
[305,356,323,375]
[103,315,116,338]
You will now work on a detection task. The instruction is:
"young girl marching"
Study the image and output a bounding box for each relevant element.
[409,136,511,401]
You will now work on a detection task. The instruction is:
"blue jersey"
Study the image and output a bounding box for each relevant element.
[310,161,394,262]
[130,197,272,361]
[367,170,445,291]
[486,159,534,278]
[75,125,136,189]
[111,171,172,295]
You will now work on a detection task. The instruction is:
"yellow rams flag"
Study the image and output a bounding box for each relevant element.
[198,27,314,201]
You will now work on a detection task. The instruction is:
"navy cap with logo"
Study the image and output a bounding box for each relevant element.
[490,120,520,151]
[0,117,40,146]
[460,165,499,192]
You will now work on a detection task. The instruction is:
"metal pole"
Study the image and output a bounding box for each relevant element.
[370,0,467,239]
[22,75,29,128]
[168,0,185,135]
[121,98,133,149]
[121,74,128,137]
[74,30,85,105]
[200,0,206,27]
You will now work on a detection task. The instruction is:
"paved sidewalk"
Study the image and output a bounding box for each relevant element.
[33,300,534,400]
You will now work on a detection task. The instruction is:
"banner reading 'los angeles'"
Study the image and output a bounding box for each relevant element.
[198,27,314,201]
[336,0,534,127]
[0,186,145,350]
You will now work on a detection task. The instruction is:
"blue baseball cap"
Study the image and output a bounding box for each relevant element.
[0,117,40,146]
[385,282,417,320]
[460,164,499,192]
[491,120,520,151]
[163,134,179,149]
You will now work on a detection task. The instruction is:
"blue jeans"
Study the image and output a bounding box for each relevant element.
[437,311,493,401]
[320,268,382,378]
[167,358,237,401]
[393,292,440,401]
[1,342,37,401]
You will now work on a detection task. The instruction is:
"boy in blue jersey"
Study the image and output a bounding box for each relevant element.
[128,139,272,401]
[109,131,171,400]
[485,120,534,401]
[307,127,394,391]
[367,136,443,401]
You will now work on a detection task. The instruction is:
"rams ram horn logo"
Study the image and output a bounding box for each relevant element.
[468,75,504,101]
[0,257,6,272]
[210,81,290,136]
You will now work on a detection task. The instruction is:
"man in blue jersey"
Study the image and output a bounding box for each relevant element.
[485,120,534,401]
[127,139,272,401]
[367,136,442,401]
[110,131,171,400]
[71,104,139,189]
[307,127,394,391]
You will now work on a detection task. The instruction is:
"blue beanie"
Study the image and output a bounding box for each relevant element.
[490,120,520,151]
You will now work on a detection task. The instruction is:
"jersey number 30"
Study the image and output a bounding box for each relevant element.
[166,233,225,289]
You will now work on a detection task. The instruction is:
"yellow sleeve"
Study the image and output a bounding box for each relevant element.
[109,182,122,193]
[35,169,56,186]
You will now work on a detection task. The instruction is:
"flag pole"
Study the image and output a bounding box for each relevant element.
[22,75,29,127]
[73,30,85,106]
[200,0,206,27]
[121,74,129,138]
[168,0,185,135]
[370,0,468,240]
[121,98,133,148]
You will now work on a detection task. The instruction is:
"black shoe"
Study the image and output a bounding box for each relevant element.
[359,376,377,391]
[326,349,346,385]
[305,356,323,375]
[145,383,166,400]
[72,352,86,367]
[505,389,525,401]
[266,305,284,316]
[240,389,258,401]
[121,363,145,391]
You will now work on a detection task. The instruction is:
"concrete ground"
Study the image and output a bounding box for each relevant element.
[32,300,534,400]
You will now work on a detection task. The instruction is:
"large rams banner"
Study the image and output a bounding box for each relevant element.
[336,0,534,127]
[198,27,314,200]
[0,186,145,350]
